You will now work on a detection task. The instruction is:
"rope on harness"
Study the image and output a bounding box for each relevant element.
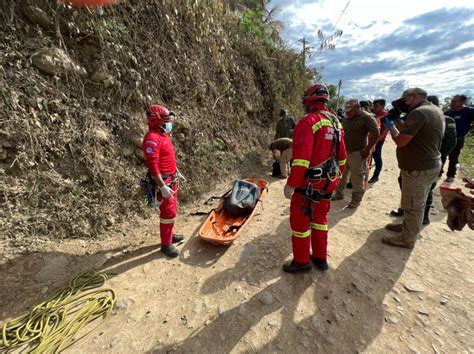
[0,272,116,353]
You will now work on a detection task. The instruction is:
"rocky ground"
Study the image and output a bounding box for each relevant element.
[1,140,473,353]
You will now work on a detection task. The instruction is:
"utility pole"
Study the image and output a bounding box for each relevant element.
[298,37,310,68]
[335,79,342,110]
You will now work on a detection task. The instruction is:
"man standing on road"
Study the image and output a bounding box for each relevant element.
[269,137,293,178]
[333,99,379,208]
[274,109,296,139]
[369,99,388,183]
[441,94,474,182]
[382,88,444,248]
[282,83,347,273]
[143,104,184,258]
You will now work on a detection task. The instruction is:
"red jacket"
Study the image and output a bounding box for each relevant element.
[143,128,176,177]
[287,104,347,192]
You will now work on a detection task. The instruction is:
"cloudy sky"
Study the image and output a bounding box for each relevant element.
[269,0,474,104]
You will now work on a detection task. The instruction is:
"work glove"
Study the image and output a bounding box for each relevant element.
[160,185,173,199]
[284,184,294,199]
[382,116,394,129]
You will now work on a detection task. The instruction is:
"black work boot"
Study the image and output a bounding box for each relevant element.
[390,208,404,217]
[310,256,329,271]
[368,176,379,184]
[422,214,430,225]
[282,260,311,274]
[172,234,185,244]
[161,244,179,258]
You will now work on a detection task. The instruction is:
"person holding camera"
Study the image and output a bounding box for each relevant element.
[382,88,445,248]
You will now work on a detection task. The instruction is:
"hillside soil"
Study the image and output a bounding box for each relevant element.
[1,140,473,353]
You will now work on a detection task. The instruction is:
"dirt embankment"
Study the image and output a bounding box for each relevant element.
[0,0,312,244]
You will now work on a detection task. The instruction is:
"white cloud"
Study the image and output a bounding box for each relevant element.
[270,0,474,100]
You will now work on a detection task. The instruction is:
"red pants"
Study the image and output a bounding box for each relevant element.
[157,181,178,246]
[290,192,330,264]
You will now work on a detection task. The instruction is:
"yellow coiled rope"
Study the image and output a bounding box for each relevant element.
[1,272,116,353]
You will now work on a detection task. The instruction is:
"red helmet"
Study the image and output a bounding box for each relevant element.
[303,83,330,108]
[146,104,174,124]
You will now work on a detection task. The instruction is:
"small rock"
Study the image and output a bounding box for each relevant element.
[418,309,429,316]
[106,216,115,226]
[394,296,401,304]
[440,299,448,305]
[40,286,48,294]
[408,346,420,354]
[146,309,152,317]
[404,283,425,293]
[180,315,188,325]
[114,298,130,312]
[385,316,399,324]
[431,344,439,354]
[22,5,54,29]
[217,305,225,317]
[93,129,108,143]
[110,336,120,348]
[31,47,87,77]
[259,291,273,306]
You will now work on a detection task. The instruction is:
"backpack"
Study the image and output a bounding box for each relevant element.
[224,180,260,217]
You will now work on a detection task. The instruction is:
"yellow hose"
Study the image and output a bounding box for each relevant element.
[1,272,116,353]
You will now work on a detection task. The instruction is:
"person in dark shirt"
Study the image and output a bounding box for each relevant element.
[274,109,296,139]
[441,94,474,182]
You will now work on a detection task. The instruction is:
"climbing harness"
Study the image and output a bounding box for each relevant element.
[296,111,342,218]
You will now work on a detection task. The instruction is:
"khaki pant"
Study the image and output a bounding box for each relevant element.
[400,167,440,242]
[277,148,292,177]
[335,151,367,202]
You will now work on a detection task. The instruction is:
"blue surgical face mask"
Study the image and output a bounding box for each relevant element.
[163,122,172,134]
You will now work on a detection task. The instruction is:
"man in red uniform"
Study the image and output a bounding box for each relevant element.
[283,84,347,273]
[143,104,184,258]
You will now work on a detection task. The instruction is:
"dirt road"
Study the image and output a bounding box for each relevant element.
[1,140,473,353]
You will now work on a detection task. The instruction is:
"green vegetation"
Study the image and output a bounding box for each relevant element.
[460,133,474,176]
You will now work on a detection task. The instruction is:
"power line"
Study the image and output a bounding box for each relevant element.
[331,0,351,32]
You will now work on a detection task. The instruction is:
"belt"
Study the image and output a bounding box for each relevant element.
[161,172,177,179]
[295,188,332,201]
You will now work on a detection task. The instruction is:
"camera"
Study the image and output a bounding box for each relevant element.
[383,107,402,121]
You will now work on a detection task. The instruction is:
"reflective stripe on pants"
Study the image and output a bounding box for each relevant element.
[290,193,331,264]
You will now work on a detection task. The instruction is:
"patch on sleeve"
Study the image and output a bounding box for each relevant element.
[146,146,154,154]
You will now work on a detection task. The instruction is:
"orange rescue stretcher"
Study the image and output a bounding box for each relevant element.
[199,178,269,246]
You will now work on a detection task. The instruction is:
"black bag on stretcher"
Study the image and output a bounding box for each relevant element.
[224,180,260,217]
